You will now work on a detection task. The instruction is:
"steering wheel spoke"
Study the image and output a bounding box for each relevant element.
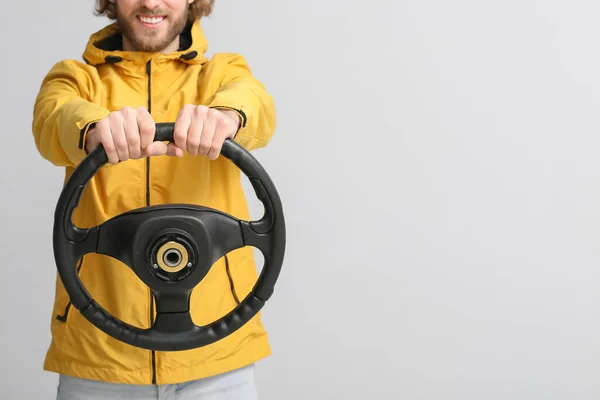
[152,288,191,314]
[153,312,196,334]
[200,211,245,265]
[151,289,196,333]
[95,213,142,271]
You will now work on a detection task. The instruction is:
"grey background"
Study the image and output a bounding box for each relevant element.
[2,0,600,399]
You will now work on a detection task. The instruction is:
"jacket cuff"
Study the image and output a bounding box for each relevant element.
[70,109,109,162]
[79,121,97,154]
[209,106,247,128]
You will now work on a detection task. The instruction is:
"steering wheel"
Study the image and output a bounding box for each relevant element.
[53,123,285,352]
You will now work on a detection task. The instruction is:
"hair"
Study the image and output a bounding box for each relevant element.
[94,0,214,23]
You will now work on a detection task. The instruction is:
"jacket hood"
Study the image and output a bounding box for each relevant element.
[82,20,209,66]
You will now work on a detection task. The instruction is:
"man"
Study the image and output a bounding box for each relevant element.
[31,0,276,398]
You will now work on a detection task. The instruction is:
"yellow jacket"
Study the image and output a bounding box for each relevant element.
[32,20,276,385]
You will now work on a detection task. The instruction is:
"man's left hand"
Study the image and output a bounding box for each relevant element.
[170,104,241,160]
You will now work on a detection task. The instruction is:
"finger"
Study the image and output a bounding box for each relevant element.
[166,142,184,157]
[198,114,217,156]
[123,111,141,159]
[188,107,207,156]
[207,121,228,161]
[110,115,128,162]
[174,106,193,153]
[100,126,119,165]
[144,141,169,157]
[85,120,104,152]
[137,107,155,151]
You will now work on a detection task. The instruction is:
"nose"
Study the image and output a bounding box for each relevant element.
[139,0,163,9]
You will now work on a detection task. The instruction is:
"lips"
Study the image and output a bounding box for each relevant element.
[137,15,166,27]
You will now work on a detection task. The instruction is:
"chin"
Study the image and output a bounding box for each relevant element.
[129,31,169,52]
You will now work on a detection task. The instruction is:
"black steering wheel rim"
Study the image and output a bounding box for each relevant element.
[53,123,285,351]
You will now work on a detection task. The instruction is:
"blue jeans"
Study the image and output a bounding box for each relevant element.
[56,364,257,400]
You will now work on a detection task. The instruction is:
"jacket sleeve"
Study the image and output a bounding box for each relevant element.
[203,54,277,152]
[32,60,111,167]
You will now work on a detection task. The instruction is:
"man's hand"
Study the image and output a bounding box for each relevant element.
[85,106,168,164]
[172,105,241,160]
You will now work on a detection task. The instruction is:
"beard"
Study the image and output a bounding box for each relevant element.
[115,3,189,52]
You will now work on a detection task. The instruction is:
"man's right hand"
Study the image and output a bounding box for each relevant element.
[85,106,177,164]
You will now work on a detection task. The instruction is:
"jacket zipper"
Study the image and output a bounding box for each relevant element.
[143,58,240,383]
[146,59,157,385]
[56,257,85,322]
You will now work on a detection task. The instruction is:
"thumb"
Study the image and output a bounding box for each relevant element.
[167,142,184,158]
[144,142,168,157]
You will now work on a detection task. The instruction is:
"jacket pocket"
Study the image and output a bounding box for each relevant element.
[56,257,85,323]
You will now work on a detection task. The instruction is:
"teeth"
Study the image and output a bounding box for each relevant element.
[140,16,163,24]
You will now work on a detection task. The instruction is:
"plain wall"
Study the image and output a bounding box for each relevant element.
[2,0,600,398]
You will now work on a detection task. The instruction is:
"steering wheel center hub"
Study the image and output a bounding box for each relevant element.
[158,242,187,271]
[148,233,196,282]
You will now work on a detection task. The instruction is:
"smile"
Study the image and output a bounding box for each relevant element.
[137,15,166,26]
